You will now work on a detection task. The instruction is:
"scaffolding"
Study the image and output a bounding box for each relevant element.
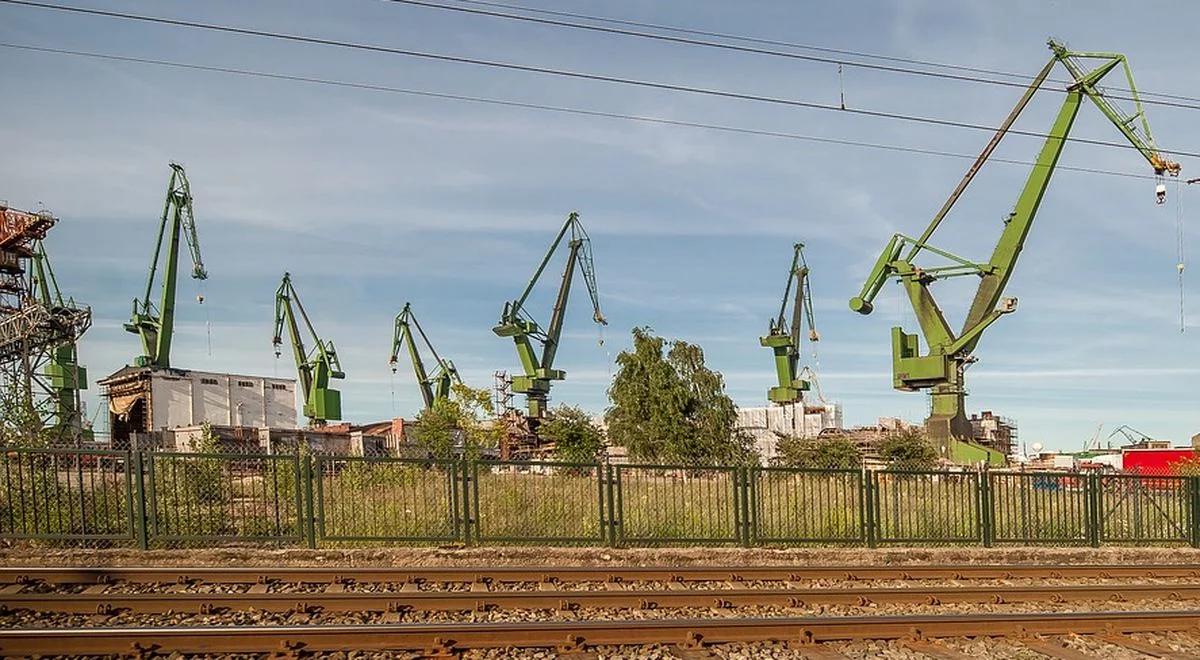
[0,203,92,446]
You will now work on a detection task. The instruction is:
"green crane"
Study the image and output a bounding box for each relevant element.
[494,212,606,418]
[849,39,1180,451]
[273,272,344,427]
[389,302,461,412]
[124,163,207,368]
[761,242,819,404]
[31,240,91,441]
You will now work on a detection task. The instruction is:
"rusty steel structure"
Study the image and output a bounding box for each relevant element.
[0,204,91,445]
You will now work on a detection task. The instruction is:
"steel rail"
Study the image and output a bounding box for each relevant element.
[0,610,1198,654]
[5,564,1200,586]
[4,583,1200,615]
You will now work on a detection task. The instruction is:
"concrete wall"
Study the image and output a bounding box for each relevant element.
[149,370,298,430]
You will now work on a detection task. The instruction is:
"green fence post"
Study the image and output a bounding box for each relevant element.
[461,458,474,545]
[131,451,149,550]
[604,463,617,547]
[1191,477,1200,548]
[863,469,876,548]
[302,454,317,549]
[744,467,757,547]
[737,467,751,547]
[980,467,994,548]
[1087,472,1102,548]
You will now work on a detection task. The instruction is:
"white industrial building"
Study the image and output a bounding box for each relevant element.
[99,366,297,448]
[736,401,843,464]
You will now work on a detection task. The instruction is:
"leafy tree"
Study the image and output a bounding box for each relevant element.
[541,405,605,464]
[606,327,755,466]
[0,374,50,448]
[774,434,861,469]
[410,383,500,460]
[878,427,939,470]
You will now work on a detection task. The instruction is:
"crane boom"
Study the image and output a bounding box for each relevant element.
[848,39,1179,448]
[389,302,461,412]
[494,211,605,418]
[124,163,207,368]
[272,273,344,427]
[760,242,819,404]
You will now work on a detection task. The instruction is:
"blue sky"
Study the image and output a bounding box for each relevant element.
[0,0,1196,450]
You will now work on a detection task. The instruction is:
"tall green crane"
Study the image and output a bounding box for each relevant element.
[849,39,1180,449]
[273,273,344,427]
[31,240,91,441]
[389,302,461,413]
[124,163,207,368]
[761,242,819,404]
[494,212,605,418]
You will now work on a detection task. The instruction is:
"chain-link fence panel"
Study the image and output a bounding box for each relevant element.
[613,464,742,545]
[143,452,303,547]
[0,448,135,546]
[470,460,605,545]
[313,455,461,545]
[750,467,864,545]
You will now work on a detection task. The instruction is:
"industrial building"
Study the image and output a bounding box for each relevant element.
[99,365,296,449]
[736,402,843,464]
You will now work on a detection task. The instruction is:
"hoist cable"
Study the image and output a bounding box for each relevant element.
[1178,179,1187,333]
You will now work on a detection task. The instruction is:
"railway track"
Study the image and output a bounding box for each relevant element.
[0,610,1197,656]
[6,565,1200,657]
[4,582,1200,615]
[4,563,1199,587]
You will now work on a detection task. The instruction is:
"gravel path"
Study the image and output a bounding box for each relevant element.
[4,545,1200,568]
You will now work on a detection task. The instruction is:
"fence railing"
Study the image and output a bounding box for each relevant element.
[3,448,1200,549]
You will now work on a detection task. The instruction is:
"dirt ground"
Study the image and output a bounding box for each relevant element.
[3,545,1200,567]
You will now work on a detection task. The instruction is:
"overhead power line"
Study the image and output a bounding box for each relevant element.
[442,0,1200,107]
[386,0,1200,111]
[0,41,1164,183]
[1,0,1197,160]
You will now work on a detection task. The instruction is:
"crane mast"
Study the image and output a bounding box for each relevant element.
[31,240,91,441]
[124,163,207,368]
[273,273,344,427]
[849,39,1180,450]
[494,212,605,418]
[389,302,461,412]
[761,242,819,404]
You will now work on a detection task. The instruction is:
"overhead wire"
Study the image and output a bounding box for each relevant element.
[0,42,1166,183]
[385,0,1200,111]
[429,0,1200,106]
[1,0,1198,159]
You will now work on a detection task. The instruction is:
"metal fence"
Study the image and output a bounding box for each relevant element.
[5,447,1200,549]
